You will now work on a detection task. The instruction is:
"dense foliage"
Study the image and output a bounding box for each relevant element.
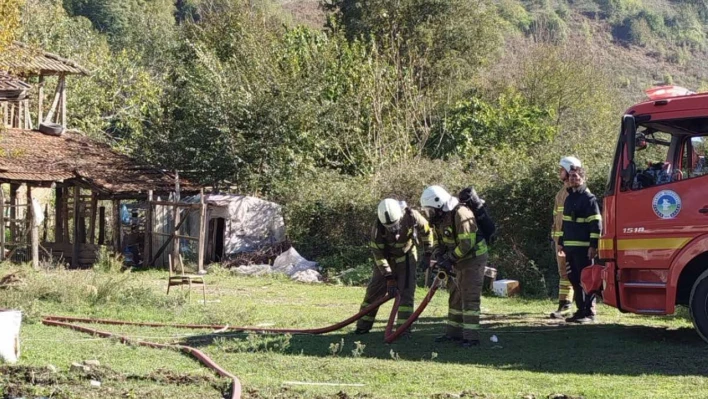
[10,0,706,295]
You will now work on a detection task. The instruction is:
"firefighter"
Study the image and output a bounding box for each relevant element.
[354,198,434,335]
[557,166,601,323]
[420,185,489,347]
[549,156,582,319]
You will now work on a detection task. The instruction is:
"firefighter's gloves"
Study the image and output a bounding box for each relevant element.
[588,247,597,260]
[385,275,398,298]
[436,254,454,274]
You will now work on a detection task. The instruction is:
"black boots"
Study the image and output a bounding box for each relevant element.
[550,300,572,319]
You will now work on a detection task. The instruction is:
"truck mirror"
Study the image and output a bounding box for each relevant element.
[621,115,637,185]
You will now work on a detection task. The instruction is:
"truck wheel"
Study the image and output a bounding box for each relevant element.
[689,269,708,343]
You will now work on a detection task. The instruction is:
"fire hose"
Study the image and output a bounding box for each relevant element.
[41,271,449,399]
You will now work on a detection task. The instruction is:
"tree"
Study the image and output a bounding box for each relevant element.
[0,0,24,57]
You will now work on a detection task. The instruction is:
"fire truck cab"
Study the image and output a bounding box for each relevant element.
[600,87,708,342]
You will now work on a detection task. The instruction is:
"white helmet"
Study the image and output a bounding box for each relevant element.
[377,198,404,227]
[559,156,582,173]
[420,185,452,210]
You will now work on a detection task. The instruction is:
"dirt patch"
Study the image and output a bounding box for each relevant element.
[135,368,215,386]
[0,364,224,399]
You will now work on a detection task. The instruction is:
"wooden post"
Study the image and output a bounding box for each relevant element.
[17,100,22,129]
[98,206,106,245]
[72,186,79,268]
[9,103,15,128]
[38,76,44,126]
[89,192,97,244]
[55,186,64,243]
[112,199,121,254]
[172,171,181,269]
[28,186,39,270]
[44,77,64,124]
[63,187,70,245]
[24,99,31,130]
[0,183,5,262]
[60,75,67,127]
[144,190,153,266]
[42,204,48,242]
[9,183,18,242]
[198,189,206,274]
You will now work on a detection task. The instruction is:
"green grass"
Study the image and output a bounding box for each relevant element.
[1,263,707,398]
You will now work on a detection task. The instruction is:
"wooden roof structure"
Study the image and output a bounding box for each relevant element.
[0,72,30,101]
[2,42,89,77]
[0,128,199,199]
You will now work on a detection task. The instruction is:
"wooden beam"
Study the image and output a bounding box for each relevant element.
[44,77,64,124]
[9,183,18,242]
[25,99,32,130]
[112,199,121,254]
[89,192,97,244]
[149,211,192,265]
[60,74,67,127]
[172,171,180,269]
[0,183,5,262]
[42,204,48,242]
[98,206,106,245]
[198,189,206,274]
[144,190,153,265]
[72,186,79,268]
[55,186,64,243]
[38,76,44,126]
[63,186,70,245]
[29,186,39,270]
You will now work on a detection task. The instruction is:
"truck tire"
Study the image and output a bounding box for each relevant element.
[689,269,708,343]
[38,122,64,136]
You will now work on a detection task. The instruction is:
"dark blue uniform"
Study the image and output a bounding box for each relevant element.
[558,185,601,319]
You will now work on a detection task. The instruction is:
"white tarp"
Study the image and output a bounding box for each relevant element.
[179,194,286,256]
[231,247,321,283]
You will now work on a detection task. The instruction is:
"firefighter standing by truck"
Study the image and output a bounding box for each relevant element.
[549,156,582,319]
[557,166,601,323]
[354,198,434,335]
[420,185,489,347]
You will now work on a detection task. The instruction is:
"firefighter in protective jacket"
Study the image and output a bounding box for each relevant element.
[549,156,582,318]
[354,199,433,335]
[557,166,601,323]
[420,185,489,347]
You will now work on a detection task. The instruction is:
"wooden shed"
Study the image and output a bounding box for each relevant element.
[0,128,201,269]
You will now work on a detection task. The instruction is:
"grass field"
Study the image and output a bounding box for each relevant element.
[1,262,707,399]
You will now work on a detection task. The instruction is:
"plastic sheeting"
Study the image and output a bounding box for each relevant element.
[181,194,286,256]
[231,247,321,283]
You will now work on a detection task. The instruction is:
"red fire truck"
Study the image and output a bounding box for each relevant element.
[596,85,708,342]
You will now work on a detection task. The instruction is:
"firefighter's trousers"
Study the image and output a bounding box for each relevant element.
[446,253,488,341]
[356,250,417,332]
[565,249,596,316]
[555,243,574,302]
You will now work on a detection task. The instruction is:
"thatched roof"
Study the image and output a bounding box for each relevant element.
[2,42,89,77]
[0,128,198,198]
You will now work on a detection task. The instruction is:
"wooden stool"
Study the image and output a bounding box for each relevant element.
[167,254,206,303]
